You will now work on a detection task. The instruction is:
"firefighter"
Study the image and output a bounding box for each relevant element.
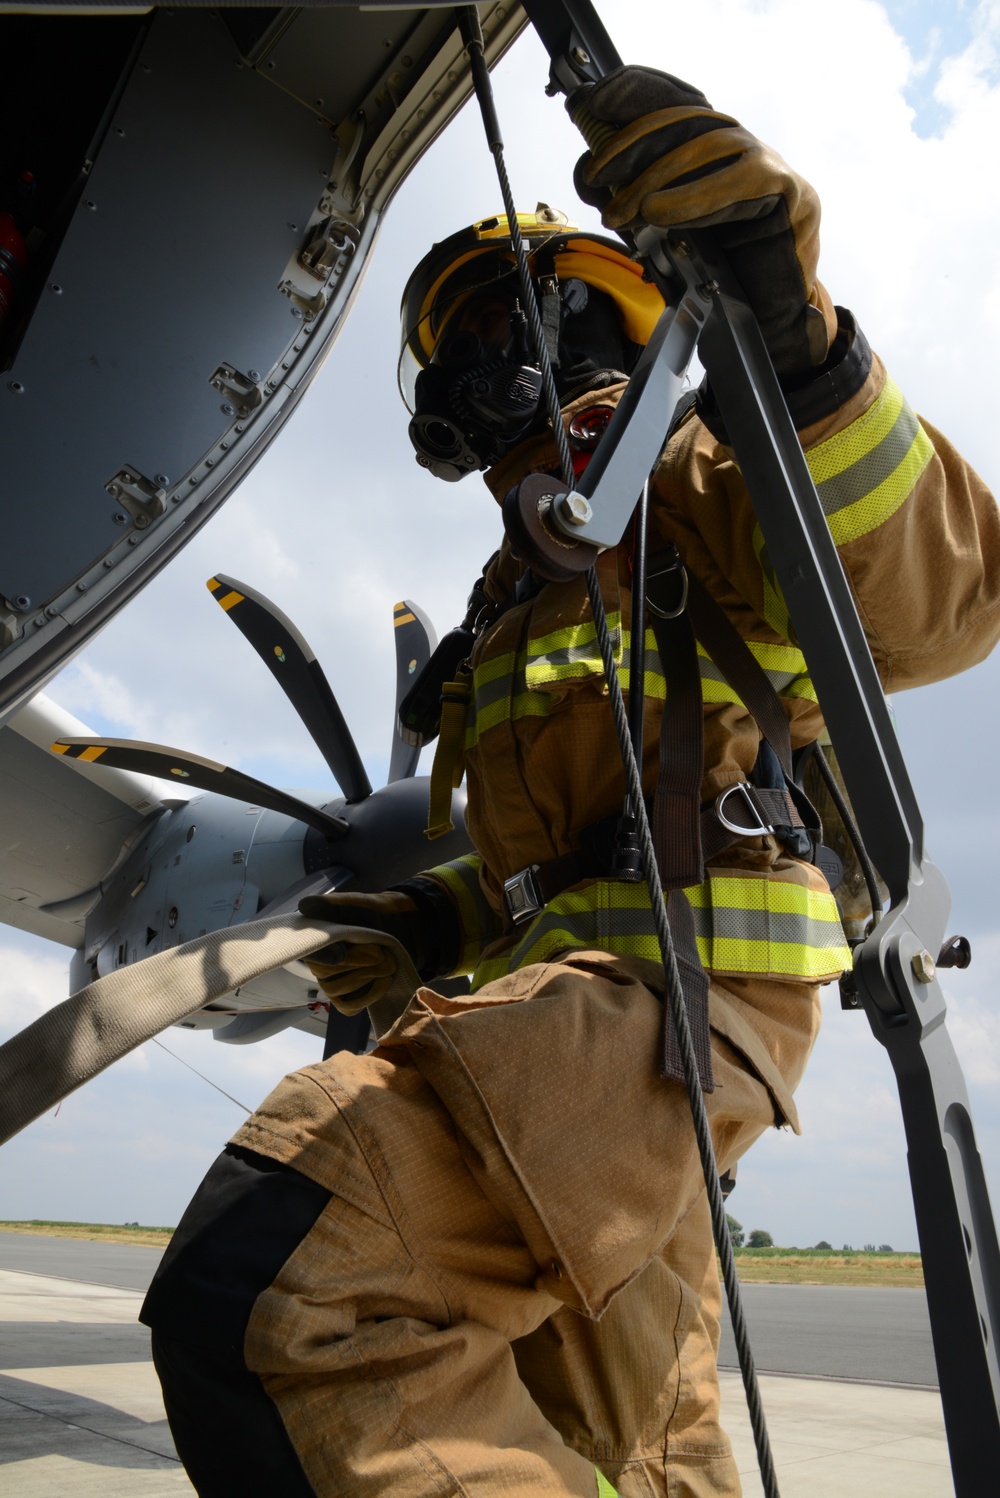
[142,70,1000,1497]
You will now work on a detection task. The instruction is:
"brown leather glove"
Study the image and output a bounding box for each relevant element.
[575,66,838,379]
[297,886,452,1015]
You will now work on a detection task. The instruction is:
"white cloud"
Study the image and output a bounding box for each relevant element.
[0,941,68,1035]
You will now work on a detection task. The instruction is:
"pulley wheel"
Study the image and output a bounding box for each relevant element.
[501,474,601,583]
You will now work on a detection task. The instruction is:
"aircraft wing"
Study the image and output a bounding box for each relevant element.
[0,693,180,947]
[0,4,526,719]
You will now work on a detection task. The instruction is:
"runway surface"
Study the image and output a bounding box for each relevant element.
[0,1232,938,1386]
[718,1281,937,1387]
[0,1232,954,1496]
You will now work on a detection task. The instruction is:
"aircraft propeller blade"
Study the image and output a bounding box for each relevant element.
[207,574,372,803]
[388,599,436,784]
[50,738,349,840]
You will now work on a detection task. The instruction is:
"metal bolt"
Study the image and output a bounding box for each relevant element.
[7,381,24,394]
[291,307,304,319]
[154,473,169,486]
[559,492,594,527]
[134,513,149,527]
[570,46,591,66]
[85,200,97,211]
[912,950,937,984]
[76,581,87,592]
[103,559,115,569]
[48,283,63,295]
[113,125,125,137]
[128,534,140,546]
[698,279,720,297]
[33,616,45,628]
[220,440,230,451]
[112,512,128,525]
[108,483,121,497]
[45,605,58,618]
[247,370,260,381]
[220,403,235,416]
[14,596,30,610]
[287,222,298,231]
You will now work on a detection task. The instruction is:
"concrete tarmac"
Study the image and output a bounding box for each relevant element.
[0,1233,955,1496]
[719,1281,938,1387]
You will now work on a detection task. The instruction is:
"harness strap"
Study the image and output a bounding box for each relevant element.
[646,547,705,889]
[0,917,421,1147]
[425,672,472,839]
[683,569,794,777]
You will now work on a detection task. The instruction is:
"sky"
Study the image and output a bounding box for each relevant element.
[2,0,1000,1253]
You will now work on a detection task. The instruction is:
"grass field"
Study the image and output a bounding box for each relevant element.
[731,1247,924,1287]
[0,1220,174,1249]
[0,1221,926,1285]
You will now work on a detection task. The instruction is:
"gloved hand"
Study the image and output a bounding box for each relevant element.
[297,888,439,1014]
[575,66,838,378]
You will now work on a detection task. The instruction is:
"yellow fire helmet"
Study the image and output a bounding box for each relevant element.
[397,204,667,416]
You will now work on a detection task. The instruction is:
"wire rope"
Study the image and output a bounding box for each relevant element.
[457,9,780,1492]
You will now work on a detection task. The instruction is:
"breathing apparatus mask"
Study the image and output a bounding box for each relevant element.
[408,292,544,482]
[398,209,667,482]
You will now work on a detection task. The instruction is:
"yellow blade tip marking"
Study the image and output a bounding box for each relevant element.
[50,741,69,754]
[206,577,221,592]
[218,590,244,611]
[80,745,107,762]
[394,612,416,627]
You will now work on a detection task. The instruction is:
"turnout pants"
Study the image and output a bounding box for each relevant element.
[142,951,820,1498]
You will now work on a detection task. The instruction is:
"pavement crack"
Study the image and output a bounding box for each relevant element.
[0,1391,181,1463]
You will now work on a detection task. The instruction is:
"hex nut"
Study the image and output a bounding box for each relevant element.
[559,492,594,527]
[912,950,937,984]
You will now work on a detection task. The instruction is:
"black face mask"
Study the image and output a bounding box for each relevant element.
[408,321,543,483]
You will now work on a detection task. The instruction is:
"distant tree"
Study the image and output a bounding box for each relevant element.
[726,1213,745,1247]
[879,1244,893,1253]
[863,1242,877,1252]
[814,1240,832,1250]
[747,1229,773,1248]
[842,1244,853,1252]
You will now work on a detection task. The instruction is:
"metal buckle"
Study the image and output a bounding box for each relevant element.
[503,865,544,925]
[715,783,774,837]
[646,554,689,619]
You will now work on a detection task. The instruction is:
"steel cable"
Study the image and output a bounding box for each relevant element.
[458,9,779,1492]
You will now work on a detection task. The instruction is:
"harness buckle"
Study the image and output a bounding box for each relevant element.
[715,783,775,837]
[646,550,689,619]
[503,865,544,925]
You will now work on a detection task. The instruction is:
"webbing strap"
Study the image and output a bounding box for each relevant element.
[647,552,705,890]
[683,570,794,776]
[0,918,420,1147]
[663,889,713,1089]
[425,673,472,838]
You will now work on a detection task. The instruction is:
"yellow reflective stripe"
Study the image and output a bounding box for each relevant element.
[752,380,933,634]
[808,378,908,485]
[470,876,850,989]
[525,611,623,686]
[752,523,795,641]
[468,628,815,747]
[686,874,850,977]
[596,1472,619,1498]
[806,377,933,544]
[424,854,494,975]
[823,425,933,545]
